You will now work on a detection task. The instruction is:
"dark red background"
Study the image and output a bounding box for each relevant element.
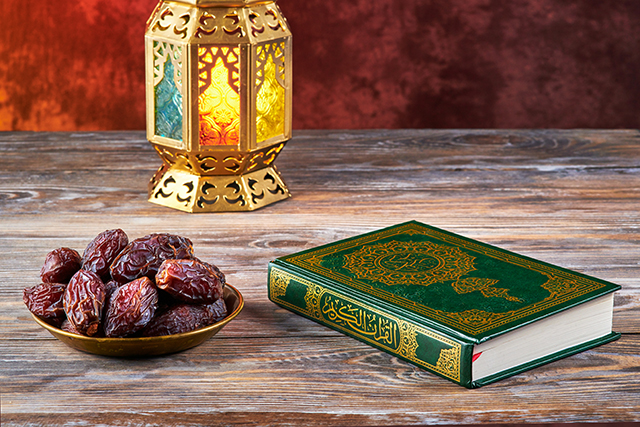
[1,0,639,131]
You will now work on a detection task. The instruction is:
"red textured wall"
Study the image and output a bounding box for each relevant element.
[1,0,639,131]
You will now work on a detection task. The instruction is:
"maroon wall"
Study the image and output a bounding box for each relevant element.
[1,0,639,131]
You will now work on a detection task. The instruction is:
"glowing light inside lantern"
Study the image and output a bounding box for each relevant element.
[198,46,241,146]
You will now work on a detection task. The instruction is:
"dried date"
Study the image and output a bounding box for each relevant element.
[155,258,224,304]
[142,300,224,337]
[103,277,158,337]
[40,247,82,284]
[82,229,128,280]
[60,319,81,334]
[104,280,121,299]
[202,298,228,323]
[110,233,194,283]
[63,270,106,336]
[23,282,67,327]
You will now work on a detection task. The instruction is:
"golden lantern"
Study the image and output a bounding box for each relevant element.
[144,0,292,212]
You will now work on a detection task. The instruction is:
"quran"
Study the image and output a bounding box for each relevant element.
[267,221,620,388]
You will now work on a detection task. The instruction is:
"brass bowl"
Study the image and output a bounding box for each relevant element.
[31,284,244,357]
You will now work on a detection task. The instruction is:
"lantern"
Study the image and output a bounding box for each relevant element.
[145,0,292,212]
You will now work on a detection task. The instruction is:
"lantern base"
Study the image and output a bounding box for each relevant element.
[148,163,291,213]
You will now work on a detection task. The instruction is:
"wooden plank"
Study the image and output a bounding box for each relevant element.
[1,335,639,424]
[0,130,638,426]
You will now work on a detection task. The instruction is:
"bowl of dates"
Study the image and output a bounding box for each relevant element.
[24,229,244,357]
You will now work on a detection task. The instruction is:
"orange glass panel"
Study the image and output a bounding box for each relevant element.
[198,46,241,146]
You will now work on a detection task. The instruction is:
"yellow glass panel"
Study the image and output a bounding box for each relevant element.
[256,45,285,144]
[198,48,240,146]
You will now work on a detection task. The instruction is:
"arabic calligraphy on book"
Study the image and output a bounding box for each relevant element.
[321,294,400,348]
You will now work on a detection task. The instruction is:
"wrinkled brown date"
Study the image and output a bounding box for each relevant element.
[104,279,121,299]
[63,270,106,336]
[23,282,67,327]
[142,298,226,337]
[103,277,158,337]
[202,298,228,323]
[155,258,224,304]
[110,234,194,283]
[60,318,81,334]
[82,229,129,280]
[40,247,82,284]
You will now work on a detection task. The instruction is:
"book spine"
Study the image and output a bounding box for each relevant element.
[268,263,473,388]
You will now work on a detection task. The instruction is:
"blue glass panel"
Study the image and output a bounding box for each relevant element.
[154,55,183,142]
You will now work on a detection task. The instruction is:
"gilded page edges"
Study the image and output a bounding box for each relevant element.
[268,266,463,384]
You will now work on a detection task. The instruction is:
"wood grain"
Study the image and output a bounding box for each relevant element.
[0,130,638,426]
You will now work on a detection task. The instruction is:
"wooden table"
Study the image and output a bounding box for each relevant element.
[1,130,638,426]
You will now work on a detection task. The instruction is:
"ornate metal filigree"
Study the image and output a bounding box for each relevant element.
[149,163,289,212]
[152,142,285,176]
[246,143,284,171]
[255,42,286,91]
[147,2,288,43]
[153,42,183,90]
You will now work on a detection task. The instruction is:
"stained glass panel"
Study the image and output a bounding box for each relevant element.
[255,42,286,144]
[198,46,241,146]
[153,42,183,142]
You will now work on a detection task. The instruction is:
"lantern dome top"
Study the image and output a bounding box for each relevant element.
[146,0,290,44]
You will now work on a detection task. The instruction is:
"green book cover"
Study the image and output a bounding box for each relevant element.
[267,221,621,388]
